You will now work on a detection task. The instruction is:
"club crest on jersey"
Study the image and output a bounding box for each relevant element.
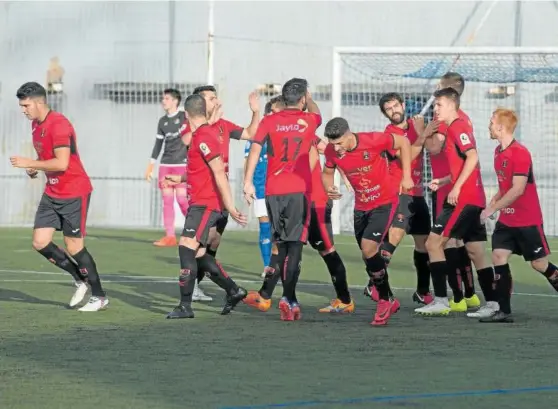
[501,160,508,168]
[174,118,180,124]
[396,213,405,223]
[199,142,211,156]
[41,129,45,138]
[164,122,169,127]
[363,151,370,160]
[459,133,471,145]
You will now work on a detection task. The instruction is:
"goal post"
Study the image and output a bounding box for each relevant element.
[330,46,558,236]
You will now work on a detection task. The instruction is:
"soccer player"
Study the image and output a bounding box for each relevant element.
[480,108,558,322]
[415,88,497,316]
[364,92,432,305]
[10,82,108,311]
[425,72,480,309]
[244,78,320,321]
[145,89,189,247]
[322,117,414,326]
[243,96,283,278]
[165,94,248,319]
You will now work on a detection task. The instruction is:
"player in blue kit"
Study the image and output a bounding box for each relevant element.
[244,96,284,277]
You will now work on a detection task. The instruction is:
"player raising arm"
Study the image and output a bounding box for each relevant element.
[480,109,558,323]
[244,78,319,321]
[416,88,497,317]
[322,117,413,326]
[10,82,108,311]
[165,94,248,319]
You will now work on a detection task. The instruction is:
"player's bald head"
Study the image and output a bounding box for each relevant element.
[184,94,207,118]
[440,72,465,96]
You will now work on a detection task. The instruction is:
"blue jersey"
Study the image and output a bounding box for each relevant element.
[245,141,267,199]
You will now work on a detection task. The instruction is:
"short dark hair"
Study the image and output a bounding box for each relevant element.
[282,78,308,107]
[16,82,47,100]
[192,85,217,96]
[379,92,404,116]
[433,87,461,109]
[264,95,285,114]
[440,72,465,96]
[163,88,182,105]
[184,94,207,117]
[324,117,350,140]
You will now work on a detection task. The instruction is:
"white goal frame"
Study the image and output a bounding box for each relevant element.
[330,46,558,235]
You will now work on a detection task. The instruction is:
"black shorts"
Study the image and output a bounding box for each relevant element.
[492,222,551,261]
[181,205,222,246]
[266,193,310,243]
[34,193,91,238]
[308,201,334,252]
[431,201,487,243]
[215,210,229,235]
[354,203,395,248]
[391,194,431,235]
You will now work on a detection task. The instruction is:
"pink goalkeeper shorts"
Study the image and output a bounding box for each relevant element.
[158,164,187,189]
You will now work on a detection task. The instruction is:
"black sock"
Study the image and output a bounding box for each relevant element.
[322,251,351,304]
[259,248,285,299]
[197,254,238,295]
[281,242,303,303]
[380,242,397,266]
[477,267,497,302]
[541,262,558,292]
[494,264,512,314]
[37,242,86,283]
[444,248,463,302]
[458,246,475,298]
[413,250,430,295]
[72,248,105,297]
[364,253,392,301]
[197,248,216,283]
[429,260,448,298]
[178,245,198,304]
[206,248,217,258]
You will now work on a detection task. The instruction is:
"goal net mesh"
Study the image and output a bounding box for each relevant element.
[334,51,558,236]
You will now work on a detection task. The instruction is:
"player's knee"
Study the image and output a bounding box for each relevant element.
[64,237,84,256]
[319,246,335,257]
[271,243,279,255]
[360,240,379,258]
[425,234,443,253]
[491,250,509,266]
[444,238,457,249]
[466,242,488,269]
[389,227,405,245]
[412,235,428,252]
[258,216,269,223]
[179,236,199,249]
[530,257,548,273]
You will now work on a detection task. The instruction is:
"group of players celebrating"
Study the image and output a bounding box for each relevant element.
[9,71,558,323]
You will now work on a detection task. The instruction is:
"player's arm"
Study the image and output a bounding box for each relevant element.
[322,148,342,199]
[180,121,192,147]
[243,119,267,203]
[309,143,319,171]
[24,147,70,172]
[451,133,478,192]
[306,92,321,118]
[424,133,444,155]
[146,125,164,180]
[392,133,413,189]
[238,91,261,140]
[208,155,236,213]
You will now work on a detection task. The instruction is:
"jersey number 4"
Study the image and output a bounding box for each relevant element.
[281,137,302,162]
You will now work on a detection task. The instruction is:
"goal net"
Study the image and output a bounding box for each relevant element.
[330,47,558,236]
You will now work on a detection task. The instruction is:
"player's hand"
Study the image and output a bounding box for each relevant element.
[412,115,425,136]
[208,101,223,125]
[145,163,154,182]
[229,208,248,227]
[429,179,441,191]
[163,175,182,188]
[423,119,440,138]
[26,168,38,179]
[480,208,495,224]
[243,182,256,205]
[400,176,414,192]
[327,186,342,200]
[248,91,260,113]
[447,186,460,206]
[10,156,33,169]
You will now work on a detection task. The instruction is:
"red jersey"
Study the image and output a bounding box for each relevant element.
[186,124,223,211]
[324,132,395,211]
[181,118,243,177]
[32,111,92,199]
[494,140,542,227]
[385,119,423,196]
[311,136,328,205]
[253,110,320,196]
[443,117,486,207]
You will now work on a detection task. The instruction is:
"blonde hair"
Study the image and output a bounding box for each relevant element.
[492,108,518,133]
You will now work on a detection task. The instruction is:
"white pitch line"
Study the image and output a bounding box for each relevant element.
[1,268,557,299]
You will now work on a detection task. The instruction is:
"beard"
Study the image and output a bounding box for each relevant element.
[390,112,405,125]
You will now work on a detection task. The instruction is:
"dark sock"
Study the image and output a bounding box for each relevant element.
[364,253,391,301]
[444,248,464,302]
[37,242,86,282]
[541,262,558,292]
[458,246,475,298]
[281,243,303,303]
[494,264,512,314]
[322,251,351,304]
[413,250,430,295]
[197,254,238,295]
[429,260,448,298]
[259,249,285,299]
[477,267,497,302]
[72,248,105,297]
[197,248,217,283]
[178,245,198,304]
[206,248,217,258]
[380,242,397,266]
